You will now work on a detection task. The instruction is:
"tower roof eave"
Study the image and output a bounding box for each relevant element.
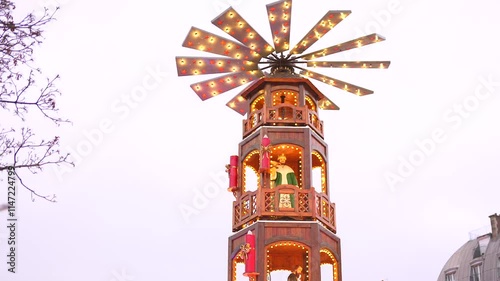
[225,76,339,115]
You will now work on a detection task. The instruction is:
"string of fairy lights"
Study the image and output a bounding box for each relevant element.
[266,241,310,279]
[320,248,339,281]
[311,151,326,193]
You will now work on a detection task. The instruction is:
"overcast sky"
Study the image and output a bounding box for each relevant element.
[1,0,499,281]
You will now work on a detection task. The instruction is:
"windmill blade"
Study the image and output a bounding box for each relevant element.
[226,94,249,115]
[289,10,351,55]
[299,33,385,60]
[266,0,292,53]
[299,69,374,96]
[212,7,275,57]
[190,70,264,101]
[176,56,259,76]
[318,96,340,110]
[182,27,261,62]
[307,60,390,69]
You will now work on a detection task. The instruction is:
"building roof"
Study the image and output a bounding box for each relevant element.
[436,214,500,281]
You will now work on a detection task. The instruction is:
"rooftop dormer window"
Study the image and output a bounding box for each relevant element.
[470,262,482,281]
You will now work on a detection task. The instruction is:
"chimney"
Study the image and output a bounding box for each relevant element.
[489,213,500,239]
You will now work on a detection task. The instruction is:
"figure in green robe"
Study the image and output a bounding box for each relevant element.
[270,153,298,186]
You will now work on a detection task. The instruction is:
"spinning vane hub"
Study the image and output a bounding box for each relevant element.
[265,53,301,75]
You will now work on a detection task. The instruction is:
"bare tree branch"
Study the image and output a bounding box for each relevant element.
[0,1,71,202]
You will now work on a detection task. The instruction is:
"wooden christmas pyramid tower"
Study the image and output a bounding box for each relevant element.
[175,1,390,280]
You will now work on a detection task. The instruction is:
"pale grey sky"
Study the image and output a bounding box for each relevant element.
[1,0,499,281]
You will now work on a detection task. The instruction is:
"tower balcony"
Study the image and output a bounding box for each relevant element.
[243,104,324,138]
[232,184,336,233]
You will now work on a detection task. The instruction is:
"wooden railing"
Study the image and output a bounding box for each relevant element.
[242,105,324,137]
[232,185,336,232]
